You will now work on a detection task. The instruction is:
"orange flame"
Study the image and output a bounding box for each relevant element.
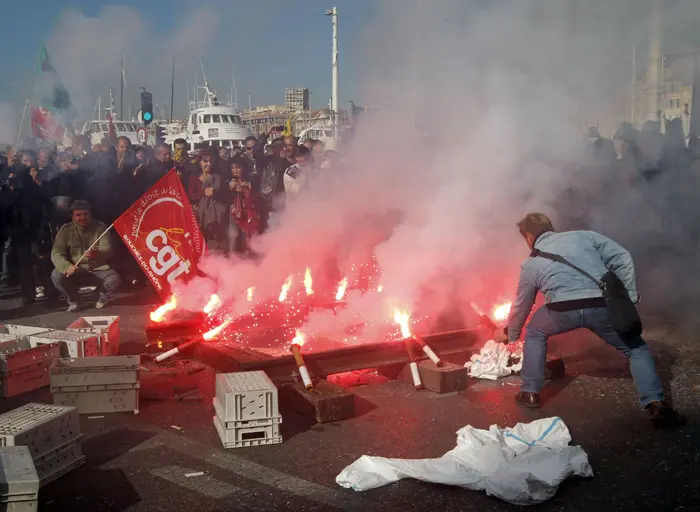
[203,294,221,314]
[150,295,177,323]
[304,268,314,296]
[393,309,412,338]
[492,302,512,322]
[202,319,231,341]
[246,286,255,302]
[292,329,306,347]
[278,275,293,302]
[335,277,348,301]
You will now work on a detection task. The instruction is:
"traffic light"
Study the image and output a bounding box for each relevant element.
[155,125,166,145]
[141,90,153,126]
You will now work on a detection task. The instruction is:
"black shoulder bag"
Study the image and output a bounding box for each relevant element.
[531,249,643,338]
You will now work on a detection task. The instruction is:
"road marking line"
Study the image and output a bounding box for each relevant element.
[150,465,244,499]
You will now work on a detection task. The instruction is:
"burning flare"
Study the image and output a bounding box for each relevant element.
[279,275,293,302]
[304,268,314,296]
[393,309,412,339]
[377,285,384,293]
[203,294,221,314]
[292,329,306,347]
[150,295,177,323]
[202,319,231,341]
[246,286,255,302]
[492,302,512,322]
[335,277,348,301]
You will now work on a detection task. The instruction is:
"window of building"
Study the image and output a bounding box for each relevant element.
[685,103,689,111]
[676,99,681,108]
[669,99,674,109]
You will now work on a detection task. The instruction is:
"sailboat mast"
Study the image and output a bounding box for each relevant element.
[120,54,124,119]
[170,57,175,122]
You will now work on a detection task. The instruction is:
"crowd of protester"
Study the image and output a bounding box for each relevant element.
[0,125,346,311]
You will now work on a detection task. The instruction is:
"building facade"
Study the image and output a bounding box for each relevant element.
[285,88,310,111]
[240,105,291,136]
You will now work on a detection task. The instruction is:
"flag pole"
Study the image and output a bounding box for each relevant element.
[72,224,115,267]
[15,99,30,147]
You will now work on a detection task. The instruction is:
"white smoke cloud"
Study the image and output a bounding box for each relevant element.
[0,102,17,146]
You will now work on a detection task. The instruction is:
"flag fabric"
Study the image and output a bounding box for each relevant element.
[282,117,292,136]
[113,170,206,298]
[31,46,74,143]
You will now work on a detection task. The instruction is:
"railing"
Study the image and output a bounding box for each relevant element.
[189,100,237,111]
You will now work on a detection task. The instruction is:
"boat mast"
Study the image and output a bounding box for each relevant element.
[170,56,175,122]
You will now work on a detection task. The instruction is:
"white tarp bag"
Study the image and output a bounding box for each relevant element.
[336,417,593,506]
[465,340,524,380]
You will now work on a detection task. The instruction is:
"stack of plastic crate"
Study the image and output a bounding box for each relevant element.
[0,446,40,511]
[0,325,51,338]
[28,330,101,358]
[213,371,282,448]
[66,316,120,356]
[0,339,61,398]
[50,356,140,414]
[0,403,85,487]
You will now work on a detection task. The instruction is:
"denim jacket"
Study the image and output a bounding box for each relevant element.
[507,231,639,341]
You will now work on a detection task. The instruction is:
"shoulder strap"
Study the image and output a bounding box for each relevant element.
[531,248,603,289]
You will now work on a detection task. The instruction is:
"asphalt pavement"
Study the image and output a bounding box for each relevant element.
[1,285,699,512]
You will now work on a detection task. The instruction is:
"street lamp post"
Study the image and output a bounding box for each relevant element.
[325,7,339,142]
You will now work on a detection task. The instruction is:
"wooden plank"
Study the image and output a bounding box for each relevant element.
[236,329,485,383]
[400,360,469,393]
[279,381,355,423]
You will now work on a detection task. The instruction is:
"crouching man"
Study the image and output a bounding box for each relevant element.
[497,213,684,426]
[50,200,121,312]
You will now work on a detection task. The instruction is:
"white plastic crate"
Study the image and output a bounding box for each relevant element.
[0,499,38,511]
[33,437,85,487]
[213,398,282,430]
[213,415,282,449]
[52,384,139,415]
[66,316,120,356]
[0,342,61,398]
[49,356,139,389]
[215,372,279,423]
[0,325,51,338]
[0,404,80,460]
[0,446,39,503]
[28,331,100,358]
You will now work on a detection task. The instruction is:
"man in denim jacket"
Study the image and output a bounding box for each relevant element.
[497,213,684,426]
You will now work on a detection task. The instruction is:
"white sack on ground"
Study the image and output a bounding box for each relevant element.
[336,417,593,506]
[465,340,524,380]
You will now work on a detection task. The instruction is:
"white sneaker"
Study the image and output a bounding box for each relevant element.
[95,300,107,309]
[36,286,45,298]
[67,302,80,313]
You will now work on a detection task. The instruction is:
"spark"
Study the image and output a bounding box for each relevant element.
[393,309,412,339]
[202,319,231,341]
[377,285,383,293]
[246,287,255,301]
[149,295,177,323]
[335,277,348,301]
[304,268,314,296]
[203,294,221,314]
[492,302,512,322]
[278,275,293,302]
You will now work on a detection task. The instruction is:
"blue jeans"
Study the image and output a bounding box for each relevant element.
[521,306,664,408]
[51,268,121,304]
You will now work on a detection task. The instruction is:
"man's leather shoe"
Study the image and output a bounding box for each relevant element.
[646,401,686,426]
[515,392,541,408]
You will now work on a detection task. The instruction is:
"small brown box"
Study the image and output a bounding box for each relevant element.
[280,380,355,424]
[401,360,469,393]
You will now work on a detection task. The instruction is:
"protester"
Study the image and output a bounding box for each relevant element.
[284,145,313,197]
[496,213,685,426]
[187,151,229,251]
[227,158,259,255]
[50,200,121,311]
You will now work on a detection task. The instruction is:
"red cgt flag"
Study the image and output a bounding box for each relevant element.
[114,169,205,297]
